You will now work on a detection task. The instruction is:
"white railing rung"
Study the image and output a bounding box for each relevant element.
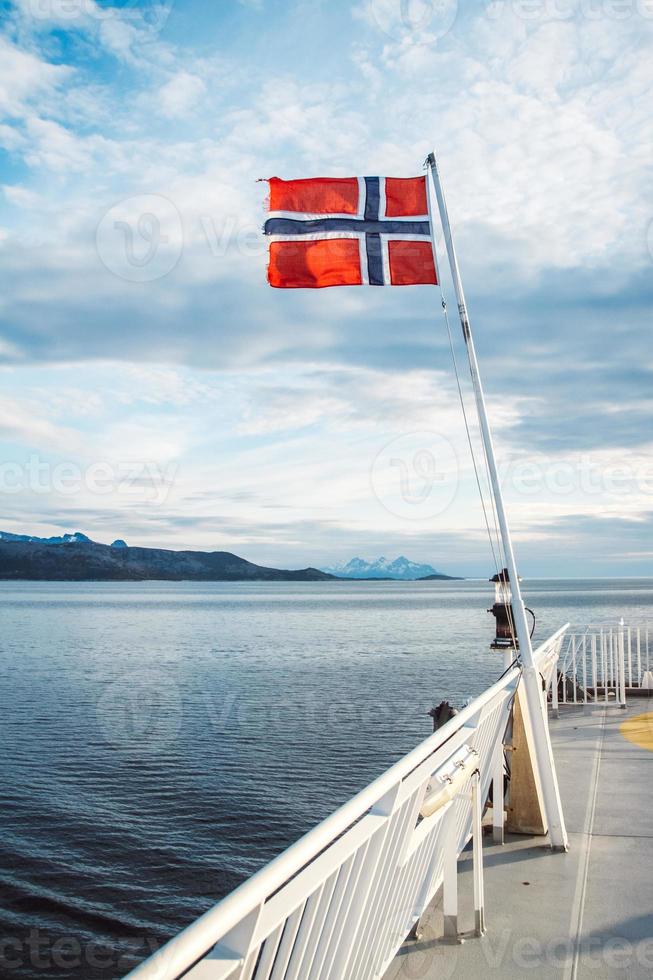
[269,904,304,980]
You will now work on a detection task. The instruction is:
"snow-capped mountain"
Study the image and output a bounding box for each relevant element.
[0,530,93,545]
[321,556,455,580]
[0,531,131,549]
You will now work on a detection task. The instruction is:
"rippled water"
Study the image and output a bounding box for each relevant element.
[2,578,653,977]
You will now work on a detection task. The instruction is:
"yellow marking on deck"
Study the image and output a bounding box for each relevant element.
[620,712,653,752]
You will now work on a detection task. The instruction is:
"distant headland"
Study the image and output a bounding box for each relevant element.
[0,532,332,582]
[0,532,462,582]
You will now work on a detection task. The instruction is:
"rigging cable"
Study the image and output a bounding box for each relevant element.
[439,292,519,652]
[439,292,504,580]
[431,158,518,650]
[459,320,520,651]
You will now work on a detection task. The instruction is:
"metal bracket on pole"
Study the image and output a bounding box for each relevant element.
[425,151,569,852]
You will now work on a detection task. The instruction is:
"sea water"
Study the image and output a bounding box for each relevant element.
[2,578,652,977]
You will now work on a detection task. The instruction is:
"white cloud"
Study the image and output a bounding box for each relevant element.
[3,183,42,208]
[0,122,27,151]
[352,5,653,271]
[12,0,175,65]
[0,393,82,452]
[22,116,101,171]
[0,35,70,118]
[158,71,207,118]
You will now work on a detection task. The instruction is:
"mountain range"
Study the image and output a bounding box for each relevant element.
[0,533,333,582]
[0,534,461,582]
[0,530,95,545]
[320,556,459,581]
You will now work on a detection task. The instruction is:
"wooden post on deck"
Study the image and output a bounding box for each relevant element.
[506,684,548,836]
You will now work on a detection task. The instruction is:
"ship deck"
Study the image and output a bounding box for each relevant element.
[384,703,653,980]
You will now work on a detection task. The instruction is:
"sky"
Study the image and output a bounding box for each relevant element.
[0,0,651,577]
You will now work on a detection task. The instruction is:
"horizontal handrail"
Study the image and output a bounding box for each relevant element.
[533,624,570,661]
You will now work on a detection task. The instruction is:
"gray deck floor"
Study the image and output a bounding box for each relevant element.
[384,703,653,980]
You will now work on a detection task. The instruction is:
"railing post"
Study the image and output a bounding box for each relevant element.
[602,630,608,704]
[472,770,486,937]
[591,634,597,701]
[637,627,642,687]
[646,623,651,671]
[552,662,559,718]
[618,623,627,709]
[492,739,505,844]
[627,627,633,688]
[442,803,462,944]
[582,635,587,712]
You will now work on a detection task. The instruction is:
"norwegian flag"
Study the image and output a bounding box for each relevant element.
[263,176,437,288]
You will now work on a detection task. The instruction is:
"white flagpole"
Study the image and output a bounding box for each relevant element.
[425,152,568,851]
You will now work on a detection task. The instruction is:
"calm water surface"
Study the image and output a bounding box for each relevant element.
[2,578,653,977]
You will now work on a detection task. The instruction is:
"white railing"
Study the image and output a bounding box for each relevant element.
[554,622,653,712]
[534,625,569,694]
[126,629,567,980]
